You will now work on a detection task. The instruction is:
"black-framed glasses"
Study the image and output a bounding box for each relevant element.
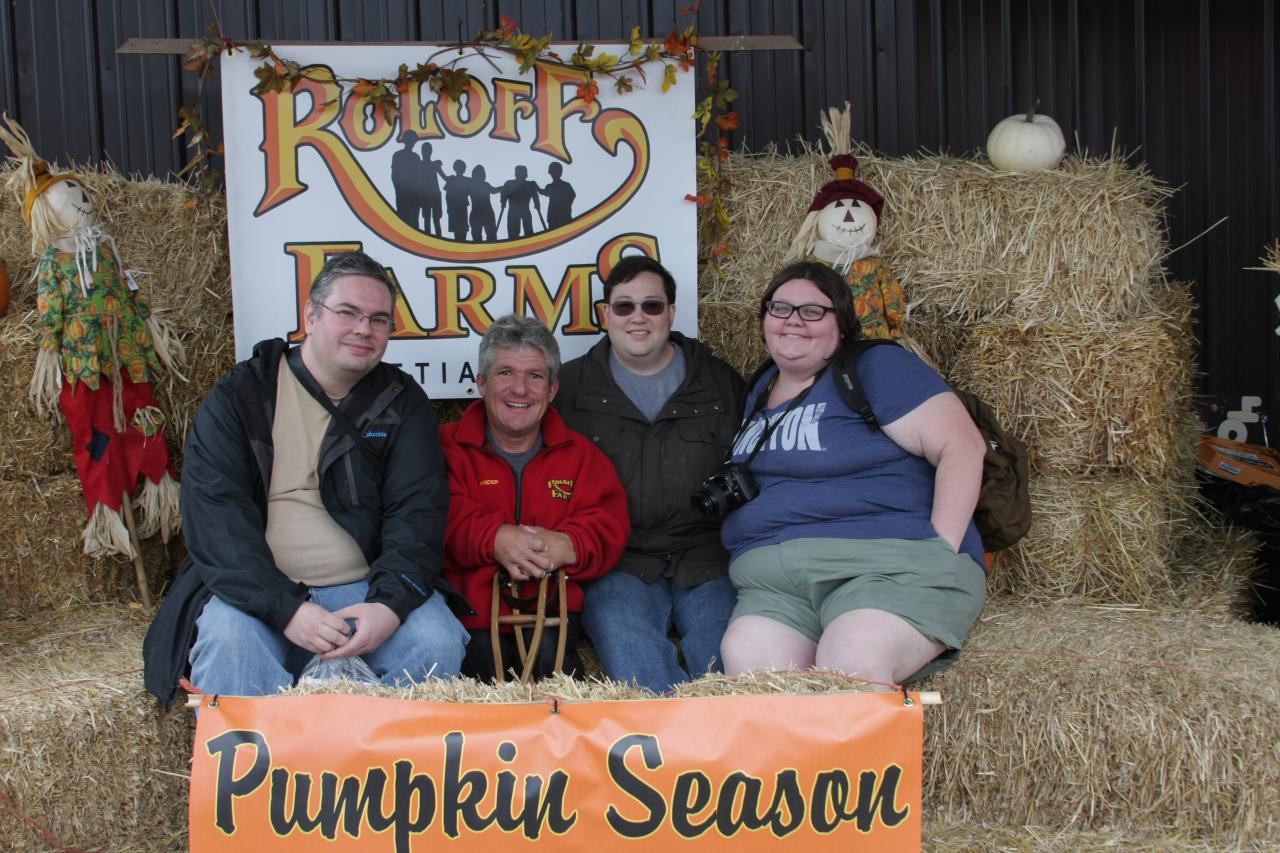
[607,298,669,317]
[313,300,395,332]
[764,300,835,322]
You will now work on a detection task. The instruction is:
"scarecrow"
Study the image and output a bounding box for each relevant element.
[1,115,182,599]
[785,104,906,341]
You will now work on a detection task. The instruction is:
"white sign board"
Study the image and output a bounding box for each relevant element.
[221,45,697,398]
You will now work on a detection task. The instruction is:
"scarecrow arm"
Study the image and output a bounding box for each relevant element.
[29,258,65,415]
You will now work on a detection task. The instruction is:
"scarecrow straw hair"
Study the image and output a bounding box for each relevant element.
[784,102,855,260]
[0,114,79,254]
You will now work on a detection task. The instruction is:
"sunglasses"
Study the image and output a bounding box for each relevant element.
[607,299,669,317]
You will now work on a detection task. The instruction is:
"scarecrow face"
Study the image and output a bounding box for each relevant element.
[41,178,98,233]
[816,198,877,251]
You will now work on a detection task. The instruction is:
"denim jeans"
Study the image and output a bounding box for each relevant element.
[189,579,468,697]
[581,571,736,694]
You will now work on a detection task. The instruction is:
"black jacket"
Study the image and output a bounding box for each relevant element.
[142,338,462,705]
[554,332,744,587]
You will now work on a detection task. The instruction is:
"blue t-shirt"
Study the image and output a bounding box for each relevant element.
[720,345,985,566]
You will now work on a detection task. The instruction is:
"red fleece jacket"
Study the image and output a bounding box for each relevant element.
[441,401,630,630]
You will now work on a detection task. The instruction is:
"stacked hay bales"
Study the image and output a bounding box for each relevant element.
[699,147,1246,611]
[0,165,233,615]
[2,156,1276,851]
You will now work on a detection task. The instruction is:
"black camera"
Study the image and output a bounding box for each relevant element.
[691,462,759,517]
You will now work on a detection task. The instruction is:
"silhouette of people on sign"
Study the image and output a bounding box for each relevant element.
[420,142,446,237]
[391,132,425,229]
[540,162,576,229]
[467,165,501,243]
[443,159,472,241]
[498,165,543,239]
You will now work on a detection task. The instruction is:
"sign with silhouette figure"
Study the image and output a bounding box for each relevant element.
[222,45,697,398]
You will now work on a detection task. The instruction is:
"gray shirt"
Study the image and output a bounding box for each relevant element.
[610,345,687,422]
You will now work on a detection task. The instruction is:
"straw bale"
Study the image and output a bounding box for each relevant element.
[0,311,71,479]
[0,606,192,852]
[1178,521,1262,620]
[696,302,768,377]
[919,601,1280,845]
[923,819,1278,851]
[990,472,1197,606]
[6,601,1277,849]
[0,474,180,617]
[700,145,1174,326]
[936,286,1198,481]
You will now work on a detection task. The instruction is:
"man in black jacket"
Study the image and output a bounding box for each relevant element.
[555,256,744,693]
[143,251,468,705]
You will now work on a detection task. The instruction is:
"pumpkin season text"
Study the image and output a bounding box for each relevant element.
[205,729,910,848]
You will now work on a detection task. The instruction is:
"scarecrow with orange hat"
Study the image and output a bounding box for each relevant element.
[785,104,906,341]
[1,114,182,571]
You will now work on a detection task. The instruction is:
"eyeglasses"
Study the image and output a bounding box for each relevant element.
[313,301,395,332]
[607,299,669,317]
[764,300,835,322]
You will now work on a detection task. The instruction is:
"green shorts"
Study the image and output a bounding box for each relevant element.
[729,537,987,678]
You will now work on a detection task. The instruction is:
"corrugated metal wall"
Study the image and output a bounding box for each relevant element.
[2,0,1278,427]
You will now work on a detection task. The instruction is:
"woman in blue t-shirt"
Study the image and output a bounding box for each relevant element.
[718,261,988,686]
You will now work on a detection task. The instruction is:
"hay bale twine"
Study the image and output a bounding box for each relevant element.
[0,474,179,617]
[0,607,192,852]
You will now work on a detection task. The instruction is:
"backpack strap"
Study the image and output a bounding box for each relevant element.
[830,338,902,430]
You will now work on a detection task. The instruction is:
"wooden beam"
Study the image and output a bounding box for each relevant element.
[118,35,802,55]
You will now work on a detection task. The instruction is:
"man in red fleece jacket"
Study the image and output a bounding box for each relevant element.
[441,314,629,680]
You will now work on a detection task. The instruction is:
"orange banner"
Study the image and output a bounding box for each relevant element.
[189,691,923,851]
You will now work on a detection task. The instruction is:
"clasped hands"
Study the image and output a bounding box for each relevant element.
[494,523,576,582]
[283,600,400,660]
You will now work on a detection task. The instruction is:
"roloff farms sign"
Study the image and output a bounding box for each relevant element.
[222,45,696,398]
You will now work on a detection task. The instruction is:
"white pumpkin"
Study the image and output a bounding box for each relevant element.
[986,106,1066,171]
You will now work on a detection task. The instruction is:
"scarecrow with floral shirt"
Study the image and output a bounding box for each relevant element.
[1,114,182,564]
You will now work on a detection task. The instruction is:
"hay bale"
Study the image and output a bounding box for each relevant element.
[923,819,1276,851]
[6,602,1276,849]
[1177,521,1262,620]
[0,311,71,479]
[697,302,767,378]
[920,601,1280,845]
[0,606,192,852]
[930,286,1198,481]
[700,145,1173,326]
[990,472,1195,606]
[0,474,180,617]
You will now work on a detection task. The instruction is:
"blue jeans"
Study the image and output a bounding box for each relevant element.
[189,580,468,697]
[581,571,736,694]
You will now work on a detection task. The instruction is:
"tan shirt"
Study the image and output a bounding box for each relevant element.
[265,355,369,586]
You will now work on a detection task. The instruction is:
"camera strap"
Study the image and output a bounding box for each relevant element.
[734,365,824,468]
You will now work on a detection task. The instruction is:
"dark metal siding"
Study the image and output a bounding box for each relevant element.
[2,0,1279,424]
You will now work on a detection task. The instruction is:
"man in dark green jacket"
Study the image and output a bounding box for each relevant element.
[143,251,468,705]
[555,256,744,693]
